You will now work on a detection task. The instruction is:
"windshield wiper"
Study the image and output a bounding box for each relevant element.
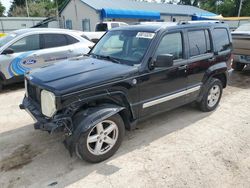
[90,53,121,64]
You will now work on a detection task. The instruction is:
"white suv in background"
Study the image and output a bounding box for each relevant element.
[0,28,94,89]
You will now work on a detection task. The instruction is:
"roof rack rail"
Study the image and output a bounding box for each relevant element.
[177,21,190,25]
[177,20,225,25]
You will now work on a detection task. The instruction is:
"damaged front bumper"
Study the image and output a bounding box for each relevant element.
[20,97,72,133]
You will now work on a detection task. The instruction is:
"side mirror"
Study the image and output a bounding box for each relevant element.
[154,54,174,68]
[2,48,14,55]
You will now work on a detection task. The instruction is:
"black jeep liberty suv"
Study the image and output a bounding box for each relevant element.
[20,22,232,163]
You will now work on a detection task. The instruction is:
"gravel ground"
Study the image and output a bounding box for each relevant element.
[0,68,250,188]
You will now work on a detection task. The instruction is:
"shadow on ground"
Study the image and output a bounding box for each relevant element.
[0,82,24,94]
[0,104,213,188]
[228,66,250,89]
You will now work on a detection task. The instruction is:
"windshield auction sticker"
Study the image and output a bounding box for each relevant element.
[136,32,155,39]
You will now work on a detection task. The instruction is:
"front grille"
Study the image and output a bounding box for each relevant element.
[27,81,41,105]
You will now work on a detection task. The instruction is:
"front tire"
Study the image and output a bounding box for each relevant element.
[198,78,223,112]
[232,61,245,71]
[76,114,125,163]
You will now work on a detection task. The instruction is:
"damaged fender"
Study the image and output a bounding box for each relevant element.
[64,104,125,155]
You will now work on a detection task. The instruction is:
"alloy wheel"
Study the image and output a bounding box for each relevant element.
[86,120,119,155]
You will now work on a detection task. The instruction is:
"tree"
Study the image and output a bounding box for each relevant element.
[0,2,5,16]
[8,0,58,17]
[178,0,199,6]
[200,0,250,17]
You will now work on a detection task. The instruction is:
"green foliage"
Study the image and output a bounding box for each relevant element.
[178,0,199,6]
[0,2,5,16]
[8,0,65,17]
[200,0,250,17]
[7,0,250,17]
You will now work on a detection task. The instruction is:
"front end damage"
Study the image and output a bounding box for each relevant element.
[20,97,127,156]
[20,97,77,155]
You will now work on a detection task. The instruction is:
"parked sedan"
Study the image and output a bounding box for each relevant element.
[0,28,94,89]
[232,23,250,71]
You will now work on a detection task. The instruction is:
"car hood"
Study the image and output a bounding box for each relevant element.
[28,57,139,95]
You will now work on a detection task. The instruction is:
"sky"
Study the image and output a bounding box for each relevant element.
[1,0,12,15]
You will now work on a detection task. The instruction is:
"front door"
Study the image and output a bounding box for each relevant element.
[138,31,188,118]
[0,34,41,79]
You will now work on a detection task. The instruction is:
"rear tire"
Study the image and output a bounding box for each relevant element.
[76,114,125,163]
[232,61,245,71]
[198,78,223,112]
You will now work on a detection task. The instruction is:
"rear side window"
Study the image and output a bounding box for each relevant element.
[41,34,78,49]
[42,34,68,49]
[188,30,211,57]
[65,35,79,44]
[111,23,119,29]
[213,28,230,52]
[95,23,108,31]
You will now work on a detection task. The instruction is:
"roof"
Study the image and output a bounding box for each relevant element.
[11,28,85,35]
[111,22,228,32]
[101,8,161,19]
[0,17,46,20]
[60,0,215,16]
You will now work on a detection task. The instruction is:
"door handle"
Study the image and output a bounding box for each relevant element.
[208,57,215,62]
[68,49,73,52]
[178,65,187,70]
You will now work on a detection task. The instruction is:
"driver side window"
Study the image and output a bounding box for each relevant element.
[155,32,183,60]
[9,34,40,53]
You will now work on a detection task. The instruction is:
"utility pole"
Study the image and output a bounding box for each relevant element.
[25,0,30,17]
[238,0,243,17]
[55,0,60,27]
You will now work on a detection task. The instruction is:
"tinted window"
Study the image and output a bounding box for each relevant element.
[214,28,230,52]
[42,34,68,49]
[9,34,40,53]
[95,23,108,31]
[188,30,211,57]
[111,23,119,28]
[155,32,183,60]
[65,35,79,44]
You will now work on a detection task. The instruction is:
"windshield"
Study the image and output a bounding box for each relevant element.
[235,24,250,32]
[0,33,17,48]
[91,30,155,65]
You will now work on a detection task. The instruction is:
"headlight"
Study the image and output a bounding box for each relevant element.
[41,90,56,117]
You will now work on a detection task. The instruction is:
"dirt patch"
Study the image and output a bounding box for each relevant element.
[0,144,38,172]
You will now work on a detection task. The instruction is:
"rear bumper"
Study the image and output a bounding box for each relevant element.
[20,97,68,132]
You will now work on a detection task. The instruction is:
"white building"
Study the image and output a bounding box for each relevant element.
[0,17,46,33]
[60,0,215,31]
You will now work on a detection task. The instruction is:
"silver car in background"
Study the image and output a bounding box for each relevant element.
[0,28,94,89]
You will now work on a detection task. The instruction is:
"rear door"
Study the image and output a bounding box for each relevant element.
[0,34,41,79]
[37,33,80,65]
[139,31,188,117]
[186,28,214,102]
